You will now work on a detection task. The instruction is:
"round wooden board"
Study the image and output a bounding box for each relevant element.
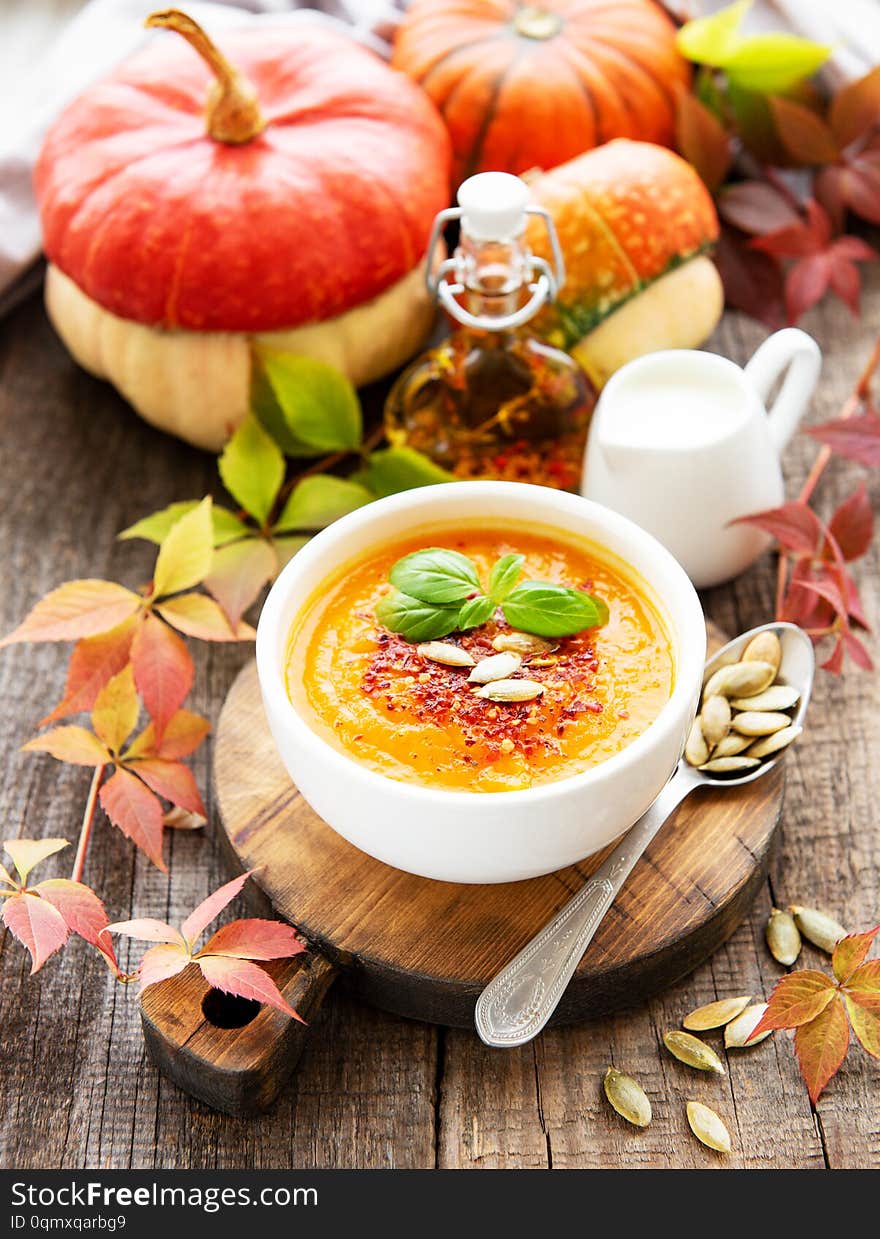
[213,625,783,1030]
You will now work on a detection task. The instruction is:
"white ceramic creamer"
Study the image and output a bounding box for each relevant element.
[581,329,822,588]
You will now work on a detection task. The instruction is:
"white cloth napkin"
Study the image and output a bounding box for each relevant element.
[0,0,401,316]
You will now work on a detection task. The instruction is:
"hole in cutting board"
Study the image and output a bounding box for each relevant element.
[201,988,261,1029]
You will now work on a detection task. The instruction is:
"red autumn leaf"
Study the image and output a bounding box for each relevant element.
[40,616,137,725]
[842,567,870,630]
[155,592,236,641]
[714,227,786,329]
[785,252,831,320]
[199,918,304,961]
[138,942,190,992]
[751,969,837,1037]
[91,664,139,755]
[730,500,825,555]
[180,871,252,946]
[22,726,109,767]
[0,580,142,648]
[131,613,193,739]
[2,891,69,973]
[3,837,69,884]
[674,86,733,192]
[821,633,846,674]
[827,485,874,563]
[99,766,166,871]
[844,630,874,671]
[203,538,277,629]
[838,154,880,226]
[770,95,839,165]
[102,917,185,946]
[829,64,880,149]
[33,878,109,948]
[794,993,850,1103]
[150,497,214,599]
[752,199,831,260]
[717,180,799,236]
[130,758,206,818]
[806,409,880,467]
[196,954,304,1022]
[163,807,207,831]
[833,926,880,984]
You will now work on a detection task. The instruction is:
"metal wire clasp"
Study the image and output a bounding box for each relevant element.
[424,206,566,332]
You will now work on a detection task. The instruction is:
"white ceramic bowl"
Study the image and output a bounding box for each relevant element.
[256,482,705,884]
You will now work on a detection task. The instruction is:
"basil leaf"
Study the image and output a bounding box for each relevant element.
[458,595,495,631]
[502,581,609,638]
[389,548,482,605]
[375,590,460,642]
[488,553,524,602]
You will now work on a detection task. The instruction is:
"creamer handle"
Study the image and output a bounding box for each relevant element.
[744,328,822,454]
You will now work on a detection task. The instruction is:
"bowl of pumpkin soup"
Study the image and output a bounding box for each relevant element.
[256,483,705,883]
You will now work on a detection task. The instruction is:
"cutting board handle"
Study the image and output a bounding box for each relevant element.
[140,947,337,1116]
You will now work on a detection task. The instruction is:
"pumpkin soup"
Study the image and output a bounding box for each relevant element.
[286,526,674,792]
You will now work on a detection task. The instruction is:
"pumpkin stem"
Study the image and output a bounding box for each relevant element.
[512,7,563,40]
[146,9,265,144]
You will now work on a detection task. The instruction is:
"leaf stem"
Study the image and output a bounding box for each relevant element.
[71,765,104,884]
[269,423,386,525]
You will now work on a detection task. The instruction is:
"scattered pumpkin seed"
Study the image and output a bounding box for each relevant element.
[712,732,754,758]
[683,995,751,1031]
[746,725,802,759]
[528,656,559,668]
[731,710,791,737]
[766,908,801,966]
[492,631,554,656]
[603,1067,652,1128]
[685,717,710,767]
[663,1030,726,1074]
[741,630,782,677]
[698,756,760,774]
[702,695,731,748]
[724,1003,771,1048]
[467,652,521,684]
[789,905,847,954]
[416,642,475,668]
[475,678,544,703]
[703,660,776,701]
[686,1101,732,1153]
[730,685,799,712]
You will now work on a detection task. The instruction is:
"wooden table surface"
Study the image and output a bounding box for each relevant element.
[1,281,879,1171]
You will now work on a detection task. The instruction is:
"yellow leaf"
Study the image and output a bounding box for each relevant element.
[152,497,214,599]
[3,838,69,884]
[91,664,139,754]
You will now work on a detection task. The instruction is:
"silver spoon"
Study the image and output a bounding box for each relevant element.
[474,622,815,1048]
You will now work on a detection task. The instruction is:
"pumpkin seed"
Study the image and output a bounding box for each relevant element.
[699,756,760,774]
[685,717,710,767]
[683,995,751,1031]
[476,679,544,703]
[724,1003,771,1048]
[766,908,801,966]
[731,711,791,737]
[703,660,775,701]
[528,656,559,668]
[492,632,554,656]
[416,642,475,668]
[742,630,782,677]
[746,725,802,759]
[663,1030,726,1074]
[468,652,521,684]
[712,732,754,758]
[686,1101,732,1153]
[603,1066,652,1128]
[730,685,799,712]
[702,695,731,748]
[789,905,847,954]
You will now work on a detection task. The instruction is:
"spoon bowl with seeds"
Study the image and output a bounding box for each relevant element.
[476,622,815,1049]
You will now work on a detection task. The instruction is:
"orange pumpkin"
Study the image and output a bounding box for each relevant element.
[393,0,690,184]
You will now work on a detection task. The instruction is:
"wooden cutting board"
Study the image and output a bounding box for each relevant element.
[141,623,782,1116]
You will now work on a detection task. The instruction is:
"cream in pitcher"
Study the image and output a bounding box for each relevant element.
[581,329,822,588]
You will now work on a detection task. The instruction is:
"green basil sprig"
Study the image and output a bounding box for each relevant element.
[375,547,609,642]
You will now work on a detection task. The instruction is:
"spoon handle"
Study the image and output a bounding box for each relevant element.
[474,767,697,1048]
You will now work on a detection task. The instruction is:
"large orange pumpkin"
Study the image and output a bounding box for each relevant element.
[393,0,690,184]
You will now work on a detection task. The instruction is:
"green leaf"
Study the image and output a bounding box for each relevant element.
[251,364,316,457]
[676,0,751,66]
[120,501,250,548]
[389,548,481,605]
[274,475,373,533]
[363,447,452,497]
[152,497,214,598]
[488,554,525,603]
[502,582,609,639]
[724,35,831,94]
[218,414,285,527]
[253,347,362,455]
[273,535,310,570]
[458,595,495,630]
[374,590,460,642]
